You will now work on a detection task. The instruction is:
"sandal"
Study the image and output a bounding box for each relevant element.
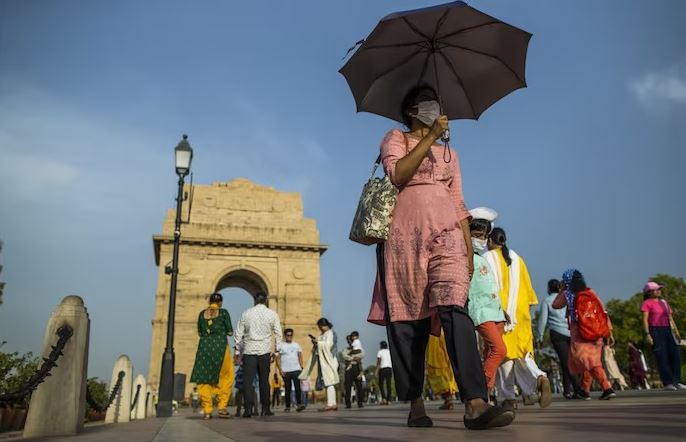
[439,400,454,410]
[463,406,514,431]
[537,376,552,408]
[217,410,232,419]
[407,413,433,428]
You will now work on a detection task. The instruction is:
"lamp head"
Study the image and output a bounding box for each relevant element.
[175,134,193,176]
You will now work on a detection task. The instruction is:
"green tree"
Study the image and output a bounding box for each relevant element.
[86,377,109,407]
[607,273,686,379]
[0,350,41,407]
[0,240,5,305]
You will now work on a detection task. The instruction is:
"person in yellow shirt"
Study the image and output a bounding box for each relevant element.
[270,372,283,408]
[425,328,458,410]
[483,228,551,411]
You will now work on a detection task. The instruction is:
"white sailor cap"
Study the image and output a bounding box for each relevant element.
[469,207,498,223]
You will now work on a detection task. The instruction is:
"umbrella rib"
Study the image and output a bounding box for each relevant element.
[402,17,431,40]
[363,41,428,51]
[436,51,477,118]
[361,47,427,108]
[439,42,525,84]
[416,51,432,89]
[437,20,501,40]
[432,9,451,40]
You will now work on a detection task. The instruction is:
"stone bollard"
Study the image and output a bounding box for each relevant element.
[131,374,147,420]
[146,385,157,418]
[105,355,133,424]
[23,295,90,438]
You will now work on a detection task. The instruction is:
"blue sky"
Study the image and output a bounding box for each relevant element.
[1,0,685,382]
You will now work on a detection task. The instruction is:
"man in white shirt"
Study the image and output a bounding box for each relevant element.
[376,341,393,405]
[276,328,306,412]
[234,292,283,417]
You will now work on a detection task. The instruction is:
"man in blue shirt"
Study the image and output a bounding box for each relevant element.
[536,279,582,399]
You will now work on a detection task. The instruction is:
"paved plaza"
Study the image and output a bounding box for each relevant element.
[3,391,685,442]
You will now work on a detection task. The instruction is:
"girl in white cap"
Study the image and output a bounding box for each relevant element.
[467,207,508,401]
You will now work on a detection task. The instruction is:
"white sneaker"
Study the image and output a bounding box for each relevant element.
[664,384,678,391]
[676,383,686,390]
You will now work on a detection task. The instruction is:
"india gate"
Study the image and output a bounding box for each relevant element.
[147,178,327,396]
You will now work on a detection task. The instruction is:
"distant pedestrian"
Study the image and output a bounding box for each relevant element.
[425,328,458,410]
[350,331,364,354]
[234,292,283,417]
[553,269,616,400]
[641,281,685,390]
[300,378,310,406]
[603,345,628,391]
[342,335,365,409]
[233,362,256,416]
[484,227,551,410]
[270,373,283,407]
[300,318,339,411]
[189,293,235,419]
[627,341,649,389]
[536,279,583,399]
[276,328,307,412]
[190,387,200,414]
[376,341,393,405]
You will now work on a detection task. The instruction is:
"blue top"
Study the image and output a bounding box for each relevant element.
[535,293,570,341]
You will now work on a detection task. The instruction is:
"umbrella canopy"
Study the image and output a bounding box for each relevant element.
[339,1,532,123]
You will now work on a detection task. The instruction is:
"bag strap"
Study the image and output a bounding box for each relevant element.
[370,133,410,179]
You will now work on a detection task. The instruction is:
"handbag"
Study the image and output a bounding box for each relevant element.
[349,136,407,245]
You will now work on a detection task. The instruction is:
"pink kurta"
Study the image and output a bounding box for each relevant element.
[373,128,471,322]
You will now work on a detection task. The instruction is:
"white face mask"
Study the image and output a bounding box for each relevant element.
[410,100,441,127]
[472,238,488,255]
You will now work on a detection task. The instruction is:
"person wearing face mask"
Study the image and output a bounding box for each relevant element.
[466,207,508,401]
[484,227,552,411]
[371,86,514,430]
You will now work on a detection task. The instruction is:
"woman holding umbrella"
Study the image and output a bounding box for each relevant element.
[342,0,531,431]
[375,85,513,430]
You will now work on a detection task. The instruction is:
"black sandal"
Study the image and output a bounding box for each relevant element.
[463,406,514,430]
[407,413,433,428]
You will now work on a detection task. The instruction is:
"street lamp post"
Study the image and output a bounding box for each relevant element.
[156,134,193,417]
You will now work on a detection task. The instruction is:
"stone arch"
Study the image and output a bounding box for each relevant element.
[147,178,327,399]
[211,265,273,301]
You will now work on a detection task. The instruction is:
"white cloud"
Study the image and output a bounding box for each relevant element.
[1,151,79,199]
[0,78,169,214]
[629,62,686,106]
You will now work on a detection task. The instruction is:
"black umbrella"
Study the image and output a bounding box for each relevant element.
[339,1,532,123]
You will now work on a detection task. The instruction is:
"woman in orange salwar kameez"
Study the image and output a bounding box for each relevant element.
[553,269,616,400]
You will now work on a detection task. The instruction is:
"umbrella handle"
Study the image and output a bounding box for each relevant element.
[442,130,452,163]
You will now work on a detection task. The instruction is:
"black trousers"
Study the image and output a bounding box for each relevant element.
[344,364,363,407]
[650,326,683,386]
[385,306,488,402]
[243,353,271,413]
[283,370,303,408]
[550,330,581,395]
[379,367,393,401]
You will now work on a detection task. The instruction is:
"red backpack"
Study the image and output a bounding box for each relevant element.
[574,288,610,341]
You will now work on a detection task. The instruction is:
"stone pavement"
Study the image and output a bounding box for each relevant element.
[6,391,686,442]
